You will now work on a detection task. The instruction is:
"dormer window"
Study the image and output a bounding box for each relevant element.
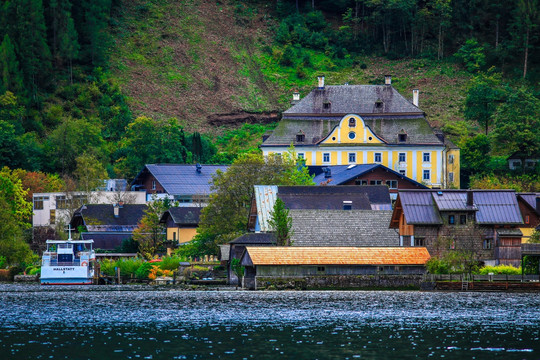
[375,99,383,109]
[296,131,305,143]
[323,101,331,110]
[349,118,356,127]
[398,133,407,142]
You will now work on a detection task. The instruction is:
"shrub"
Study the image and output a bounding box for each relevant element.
[8,265,24,279]
[477,265,521,275]
[117,258,144,277]
[302,52,313,68]
[28,267,40,275]
[135,262,153,279]
[280,46,295,67]
[159,256,183,271]
[296,66,307,79]
[0,256,6,269]
[454,38,485,72]
[0,269,10,281]
[426,257,450,274]
[99,259,116,276]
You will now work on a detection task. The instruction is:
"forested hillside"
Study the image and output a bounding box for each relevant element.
[0,0,539,185]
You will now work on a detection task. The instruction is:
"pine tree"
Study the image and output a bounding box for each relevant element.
[0,34,24,94]
[46,0,74,66]
[268,198,293,246]
[59,15,79,83]
[15,0,52,99]
[191,132,203,163]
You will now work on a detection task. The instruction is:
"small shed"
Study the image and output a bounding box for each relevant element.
[240,246,430,290]
[228,233,276,285]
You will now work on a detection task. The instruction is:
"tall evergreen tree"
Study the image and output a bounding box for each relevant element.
[0,34,24,94]
[14,0,52,99]
[191,132,203,163]
[59,15,79,83]
[72,0,111,66]
[45,0,77,67]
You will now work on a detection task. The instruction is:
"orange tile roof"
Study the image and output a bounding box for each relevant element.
[245,247,430,266]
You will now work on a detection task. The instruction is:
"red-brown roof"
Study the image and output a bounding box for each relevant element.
[245,247,430,266]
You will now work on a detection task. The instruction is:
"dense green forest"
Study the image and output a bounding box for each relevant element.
[0,0,539,188]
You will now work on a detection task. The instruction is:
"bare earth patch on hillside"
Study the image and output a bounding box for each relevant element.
[110,0,278,134]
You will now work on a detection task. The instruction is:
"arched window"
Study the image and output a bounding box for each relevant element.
[349,118,356,127]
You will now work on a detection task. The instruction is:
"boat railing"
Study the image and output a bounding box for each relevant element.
[48,259,82,266]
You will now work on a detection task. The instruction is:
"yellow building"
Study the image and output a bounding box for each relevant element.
[160,207,201,249]
[261,76,460,188]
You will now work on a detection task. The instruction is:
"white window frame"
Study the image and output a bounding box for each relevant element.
[399,170,406,176]
[298,153,305,160]
[448,154,454,164]
[399,153,406,163]
[323,153,330,163]
[423,170,430,181]
[423,152,430,162]
[348,152,356,164]
[374,153,382,163]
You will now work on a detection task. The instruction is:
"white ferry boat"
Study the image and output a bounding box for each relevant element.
[41,237,96,285]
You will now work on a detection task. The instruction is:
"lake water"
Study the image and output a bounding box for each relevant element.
[1,284,539,359]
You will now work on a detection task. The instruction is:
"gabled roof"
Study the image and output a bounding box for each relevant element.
[474,191,523,224]
[243,246,430,266]
[395,190,523,225]
[160,207,202,225]
[284,85,423,115]
[290,210,398,247]
[132,164,229,195]
[229,233,276,245]
[71,204,147,229]
[253,185,392,232]
[431,192,478,211]
[253,185,278,233]
[518,193,540,215]
[278,185,391,205]
[398,191,442,225]
[310,164,428,189]
[262,116,442,146]
[279,192,372,210]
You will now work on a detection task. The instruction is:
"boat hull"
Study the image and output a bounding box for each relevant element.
[40,265,93,285]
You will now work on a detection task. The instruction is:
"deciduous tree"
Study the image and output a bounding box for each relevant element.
[185,150,314,256]
[492,87,540,165]
[132,199,167,260]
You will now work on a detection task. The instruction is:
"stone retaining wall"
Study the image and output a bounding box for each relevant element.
[14,274,39,282]
[255,275,424,290]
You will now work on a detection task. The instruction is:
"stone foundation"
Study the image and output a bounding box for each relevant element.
[14,274,39,282]
[254,275,424,290]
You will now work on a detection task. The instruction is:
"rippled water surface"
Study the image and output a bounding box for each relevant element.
[1,284,539,359]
